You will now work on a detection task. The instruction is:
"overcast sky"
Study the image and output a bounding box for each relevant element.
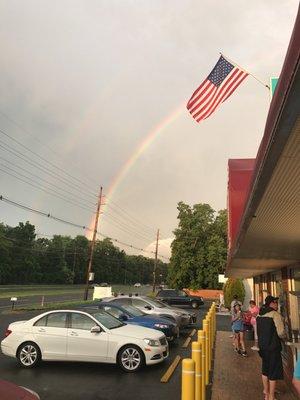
[0,0,298,259]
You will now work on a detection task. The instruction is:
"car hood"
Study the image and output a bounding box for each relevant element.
[159,306,191,316]
[111,323,164,340]
[130,315,174,327]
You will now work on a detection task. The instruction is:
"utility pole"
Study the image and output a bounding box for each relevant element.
[72,245,77,284]
[84,186,103,300]
[152,229,160,293]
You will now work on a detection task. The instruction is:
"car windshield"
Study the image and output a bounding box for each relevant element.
[145,298,166,308]
[122,304,145,317]
[89,310,125,329]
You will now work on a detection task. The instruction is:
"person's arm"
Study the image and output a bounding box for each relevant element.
[273,311,285,338]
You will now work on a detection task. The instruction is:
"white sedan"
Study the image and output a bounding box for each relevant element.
[1,309,169,372]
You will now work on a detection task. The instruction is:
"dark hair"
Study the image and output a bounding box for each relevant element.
[249,300,256,305]
[233,303,241,311]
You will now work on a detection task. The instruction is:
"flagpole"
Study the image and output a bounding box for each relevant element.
[220,52,270,90]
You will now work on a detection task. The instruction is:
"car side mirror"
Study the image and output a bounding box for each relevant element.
[90,325,101,333]
[120,314,128,321]
[145,305,152,310]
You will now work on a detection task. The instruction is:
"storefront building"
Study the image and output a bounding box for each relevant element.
[227,7,300,391]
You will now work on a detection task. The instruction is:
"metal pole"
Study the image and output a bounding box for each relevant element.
[220,52,270,89]
[152,229,160,293]
[84,186,103,301]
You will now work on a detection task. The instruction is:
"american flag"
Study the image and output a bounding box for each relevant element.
[187,55,248,123]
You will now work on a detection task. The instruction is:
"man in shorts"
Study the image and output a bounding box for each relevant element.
[257,295,285,400]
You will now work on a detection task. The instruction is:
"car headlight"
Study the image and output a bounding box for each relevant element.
[154,323,169,329]
[144,338,160,347]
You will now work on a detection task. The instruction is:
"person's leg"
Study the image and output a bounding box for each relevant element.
[254,322,258,341]
[269,380,276,400]
[239,331,245,350]
[262,375,269,399]
[251,323,259,350]
[234,332,239,351]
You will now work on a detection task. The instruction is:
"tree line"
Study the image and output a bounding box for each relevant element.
[0,221,168,285]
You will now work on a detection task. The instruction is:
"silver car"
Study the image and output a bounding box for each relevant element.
[106,296,196,328]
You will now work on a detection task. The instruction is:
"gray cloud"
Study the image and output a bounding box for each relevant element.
[0,0,298,254]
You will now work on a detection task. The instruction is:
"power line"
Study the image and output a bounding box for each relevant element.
[0,126,98,196]
[0,195,169,261]
[0,165,95,213]
[0,155,97,207]
[0,139,97,201]
[105,198,157,235]
[102,211,156,242]
[0,109,100,189]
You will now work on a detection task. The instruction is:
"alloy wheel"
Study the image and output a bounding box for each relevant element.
[120,347,141,371]
[19,344,38,366]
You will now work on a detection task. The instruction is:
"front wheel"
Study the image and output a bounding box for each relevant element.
[117,345,144,373]
[17,342,41,368]
[191,301,199,309]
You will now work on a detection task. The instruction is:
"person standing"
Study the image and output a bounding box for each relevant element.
[249,300,260,351]
[257,295,285,400]
[229,295,243,338]
[232,303,247,356]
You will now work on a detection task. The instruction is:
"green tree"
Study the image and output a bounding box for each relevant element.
[168,202,227,289]
[223,278,245,309]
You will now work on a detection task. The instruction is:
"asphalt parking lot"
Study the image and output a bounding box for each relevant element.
[0,303,230,400]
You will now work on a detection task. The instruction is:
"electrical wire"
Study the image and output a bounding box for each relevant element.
[0,139,97,201]
[0,155,97,207]
[0,195,169,261]
[0,109,100,189]
[0,165,95,213]
[0,127,98,196]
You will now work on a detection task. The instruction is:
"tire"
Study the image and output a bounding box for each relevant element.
[191,301,199,309]
[17,342,41,368]
[117,345,145,373]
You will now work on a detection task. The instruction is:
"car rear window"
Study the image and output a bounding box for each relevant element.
[34,312,67,328]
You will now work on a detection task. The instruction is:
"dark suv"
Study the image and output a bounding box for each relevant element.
[156,289,204,309]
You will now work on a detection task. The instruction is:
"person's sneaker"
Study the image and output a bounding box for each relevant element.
[241,350,248,357]
[229,334,234,338]
[234,347,239,353]
[251,345,259,351]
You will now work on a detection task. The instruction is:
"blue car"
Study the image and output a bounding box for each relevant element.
[87,302,179,342]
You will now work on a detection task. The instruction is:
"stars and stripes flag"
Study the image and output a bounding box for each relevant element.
[187,55,248,123]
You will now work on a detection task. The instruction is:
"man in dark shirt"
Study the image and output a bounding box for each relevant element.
[257,295,285,400]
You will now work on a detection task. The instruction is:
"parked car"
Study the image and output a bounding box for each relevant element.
[156,289,204,309]
[106,295,196,327]
[134,283,141,288]
[87,302,179,342]
[1,309,168,373]
[0,379,39,400]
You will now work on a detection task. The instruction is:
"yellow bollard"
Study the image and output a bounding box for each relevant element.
[192,341,202,400]
[205,316,211,371]
[202,320,209,384]
[197,331,206,400]
[182,358,195,400]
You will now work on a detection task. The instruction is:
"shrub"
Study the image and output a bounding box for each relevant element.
[223,278,245,309]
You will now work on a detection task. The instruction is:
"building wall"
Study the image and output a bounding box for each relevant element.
[253,266,300,391]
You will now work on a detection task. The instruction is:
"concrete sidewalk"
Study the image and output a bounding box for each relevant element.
[211,331,297,400]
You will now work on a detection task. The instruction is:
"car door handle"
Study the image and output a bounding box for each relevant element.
[70,331,78,336]
[38,328,46,332]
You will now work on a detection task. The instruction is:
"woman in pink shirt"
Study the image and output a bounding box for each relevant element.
[249,300,259,350]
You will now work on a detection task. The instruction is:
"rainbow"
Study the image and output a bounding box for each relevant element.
[105,102,186,202]
[86,102,186,238]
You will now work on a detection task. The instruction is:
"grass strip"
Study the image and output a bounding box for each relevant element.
[2,299,96,313]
